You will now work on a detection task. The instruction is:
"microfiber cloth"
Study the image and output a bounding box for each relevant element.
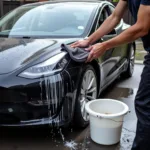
[61,44,89,63]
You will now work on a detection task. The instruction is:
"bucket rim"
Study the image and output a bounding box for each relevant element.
[85,99,129,118]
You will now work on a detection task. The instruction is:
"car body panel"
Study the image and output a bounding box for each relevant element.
[0,38,84,74]
[91,2,130,89]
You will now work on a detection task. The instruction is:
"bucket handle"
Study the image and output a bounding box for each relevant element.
[125,110,131,115]
[96,110,131,122]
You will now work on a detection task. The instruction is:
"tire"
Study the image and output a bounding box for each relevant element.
[122,44,135,78]
[73,65,98,128]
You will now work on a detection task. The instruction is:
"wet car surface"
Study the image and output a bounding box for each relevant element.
[0,64,143,150]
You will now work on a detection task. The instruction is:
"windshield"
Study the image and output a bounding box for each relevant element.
[0,3,97,38]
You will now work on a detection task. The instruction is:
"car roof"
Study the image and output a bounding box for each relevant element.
[22,0,111,7]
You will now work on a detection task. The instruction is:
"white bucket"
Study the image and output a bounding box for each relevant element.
[85,99,129,145]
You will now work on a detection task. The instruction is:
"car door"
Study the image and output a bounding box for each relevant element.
[108,5,129,76]
[95,5,118,88]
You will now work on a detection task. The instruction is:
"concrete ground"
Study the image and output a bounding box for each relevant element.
[0,64,144,150]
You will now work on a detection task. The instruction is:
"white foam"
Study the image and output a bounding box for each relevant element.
[65,141,78,150]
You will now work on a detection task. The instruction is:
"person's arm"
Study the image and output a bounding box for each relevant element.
[87,0,127,45]
[102,4,150,50]
[87,4,150,62]
[71,0,127,48]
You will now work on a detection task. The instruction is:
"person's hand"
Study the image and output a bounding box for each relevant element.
[86,43,107,62]
[70,39,90,48]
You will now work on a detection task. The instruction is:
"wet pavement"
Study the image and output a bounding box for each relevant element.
[0,64,144,150]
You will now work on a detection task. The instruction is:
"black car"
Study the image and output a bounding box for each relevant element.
[0,0,135,127]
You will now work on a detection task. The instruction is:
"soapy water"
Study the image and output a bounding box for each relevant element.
[39,73,76,147]
[65,140,78,150]
[43,73,73,127]
[46,127,79,150]
[39,74,65,143]
[42,74,65,126]
[119,128,135,150]
[59,128,65,142]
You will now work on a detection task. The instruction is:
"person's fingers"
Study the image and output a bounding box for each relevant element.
[70,41,79,48]
[70,44,76,48]
[93,49,104,59]
[85,45,93,51]
[86,51,94,63]
[89,55,94,62]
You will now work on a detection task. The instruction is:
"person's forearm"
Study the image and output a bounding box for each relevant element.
[103,23,149,50]
[103,4,150,51]
[86,0,127,45]
[87,15,120,45]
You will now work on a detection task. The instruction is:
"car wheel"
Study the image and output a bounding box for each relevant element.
[73,65,98,128]
[122,44,135,78]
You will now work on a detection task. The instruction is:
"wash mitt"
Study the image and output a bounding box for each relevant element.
[61,44,89,63]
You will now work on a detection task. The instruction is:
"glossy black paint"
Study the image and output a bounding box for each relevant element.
[0,0,133,126]
[0,38,82,126]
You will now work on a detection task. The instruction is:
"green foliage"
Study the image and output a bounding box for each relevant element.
[113,0,119,2]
